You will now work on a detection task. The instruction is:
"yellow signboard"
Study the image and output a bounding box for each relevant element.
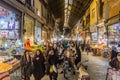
[90,0,98,26]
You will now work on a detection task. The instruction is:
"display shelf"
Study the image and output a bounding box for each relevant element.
[9,61,20,74]
[0,56,13,63]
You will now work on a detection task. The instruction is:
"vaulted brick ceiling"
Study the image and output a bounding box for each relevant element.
[46,0,65,31]
[46,0,93,33]
[68,0,93,28]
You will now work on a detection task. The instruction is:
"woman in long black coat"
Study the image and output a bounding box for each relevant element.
[75,43,81,66]
[21,50,32,80]
[46,49,58,80]
[33,49,45,80]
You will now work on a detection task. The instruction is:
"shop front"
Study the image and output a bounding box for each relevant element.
[90,25,98,45]
[0,2,22,79]
[35,21,42,45]
[108,23,120,48]
[90,25,103,56]
[0,3,22,50]
[24,15,34,45]
[97,23,106,46]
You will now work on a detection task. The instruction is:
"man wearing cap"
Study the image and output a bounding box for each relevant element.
[109,53,120,70]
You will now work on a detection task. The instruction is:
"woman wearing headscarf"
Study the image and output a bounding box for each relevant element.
[111,46,118,60]
[20,50,32,80]
[46,49,58,80]
[33,50,45,80]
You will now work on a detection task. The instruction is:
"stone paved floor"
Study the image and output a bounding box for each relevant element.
[81,52,109,80]
[11,51,109,80]
[30,52,109,80]
[31,69,78,80]
[30,69,78,80]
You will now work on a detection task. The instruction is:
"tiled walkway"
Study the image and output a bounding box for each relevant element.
[30,52,109,80]
[81,52,109,80]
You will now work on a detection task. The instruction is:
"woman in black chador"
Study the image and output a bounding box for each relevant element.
[33,50,45,80]
[21,50,32,80]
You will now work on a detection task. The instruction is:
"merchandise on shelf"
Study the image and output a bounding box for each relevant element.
[0,63,12,73]
[0,56,13,63]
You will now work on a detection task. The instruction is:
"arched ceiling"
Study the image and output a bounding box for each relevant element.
[46,0,65,31]
[68,0,93,28]
[46,0,93,33]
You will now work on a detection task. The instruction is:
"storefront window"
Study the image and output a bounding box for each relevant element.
[91,32,97,44]
[35,24,41,45]
[24,16,34,44]
[0,6,21,49]
[108,23,120,47]
[0,6,20,38]
[98,27,106,45]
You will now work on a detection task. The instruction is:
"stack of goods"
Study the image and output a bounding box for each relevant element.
[0,72,10,80]
[0,63,12,73]
[0,62,12,80]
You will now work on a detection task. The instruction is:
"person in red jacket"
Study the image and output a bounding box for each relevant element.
[26,39,31,48]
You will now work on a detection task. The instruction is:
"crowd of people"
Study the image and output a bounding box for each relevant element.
[20,40,120,80]
[20,41,82,80]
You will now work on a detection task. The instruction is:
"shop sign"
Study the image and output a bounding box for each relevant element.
[0,6,7,17]
[0,6,20,39]
[0,30,20,39]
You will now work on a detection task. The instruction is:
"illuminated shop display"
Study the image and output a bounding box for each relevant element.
[0,4,22,76]
[91,32,97,45]
[98,27,106,45]
[108,23,120,47]
[35,22,42,45]
[0,6,20,39]
[24,16,34,44]
[0,5,21,49]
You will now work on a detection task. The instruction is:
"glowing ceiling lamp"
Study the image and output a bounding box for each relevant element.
[64,0,73,27]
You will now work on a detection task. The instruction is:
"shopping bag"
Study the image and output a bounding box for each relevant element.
[53,65,57,73]
[50,65,54,73]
